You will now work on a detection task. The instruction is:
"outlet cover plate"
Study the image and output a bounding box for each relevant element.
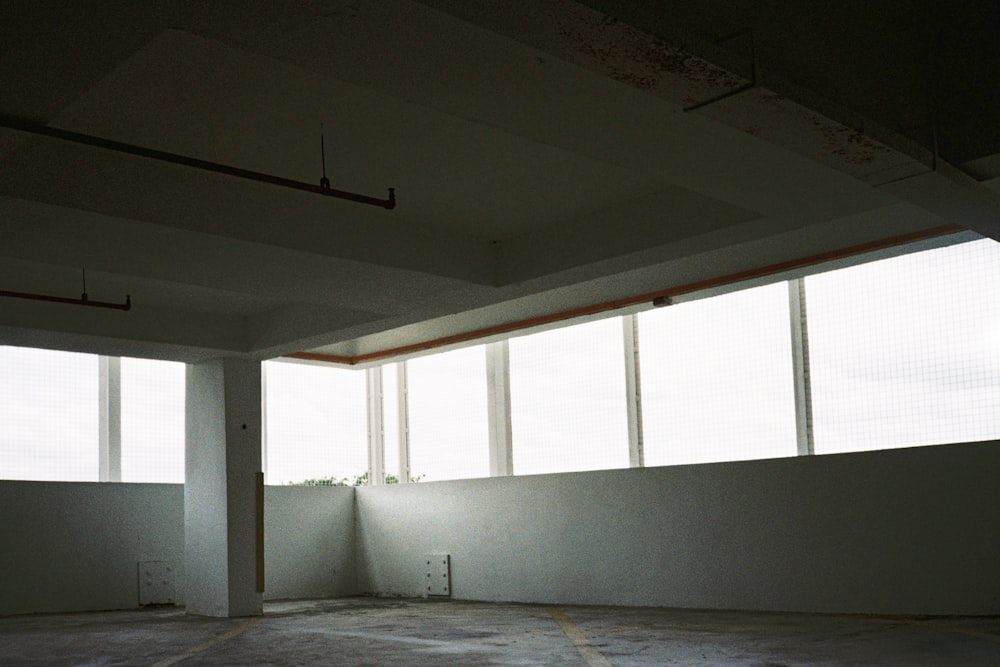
[138,560,175,606]
[424,553,450,596]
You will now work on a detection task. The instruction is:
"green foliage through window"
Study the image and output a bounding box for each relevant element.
[287,471,423,486]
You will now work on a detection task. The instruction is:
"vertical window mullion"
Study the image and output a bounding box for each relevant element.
[397,362,411,483]
[486,341,513,476]
[366,366,385,485]
[623,314,644,467]
[98,356,122,482]
[788,279,815,456]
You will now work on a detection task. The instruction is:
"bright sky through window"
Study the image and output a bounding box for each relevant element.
[121,357,185,483]
[509,317,630,475]
[807,238,1000,453]
[263,360,367,485]
[0,346,98,481]
[639,282,798,466]
[406,345,490,482]
[3,236,999,484]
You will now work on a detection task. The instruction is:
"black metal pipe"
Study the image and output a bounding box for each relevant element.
[0,289,131,311]
[0,114,396,210]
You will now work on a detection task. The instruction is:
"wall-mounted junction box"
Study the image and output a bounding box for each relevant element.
[424,553,450,596]
[138,561,175,606]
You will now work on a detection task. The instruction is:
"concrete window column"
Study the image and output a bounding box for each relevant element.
[788,279,815,456]
[98,356,122,482]
[367,366,385,485]
[486,341,513,476]
[622,315,645,468]
[185,358,264,618]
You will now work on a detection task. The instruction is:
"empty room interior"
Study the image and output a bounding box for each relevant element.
[1,1,999,665]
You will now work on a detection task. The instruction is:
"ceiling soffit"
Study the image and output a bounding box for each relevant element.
[1,1,998,361]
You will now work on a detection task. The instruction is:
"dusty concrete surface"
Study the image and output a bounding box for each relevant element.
[1,597,998,666]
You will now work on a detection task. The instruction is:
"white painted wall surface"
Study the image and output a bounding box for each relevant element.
[0,482,357,616]
[356,441,1000,615]
[264,485,357,600]
[0,482,185,616]
[184,360,234,617]
[2,442,997,616]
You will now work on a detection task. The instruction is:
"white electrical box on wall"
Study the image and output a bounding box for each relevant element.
[138,561,175,606]
[424,553,450,596]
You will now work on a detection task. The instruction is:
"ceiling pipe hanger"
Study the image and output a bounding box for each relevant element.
[1,269,131,311]
[0,114,396,210]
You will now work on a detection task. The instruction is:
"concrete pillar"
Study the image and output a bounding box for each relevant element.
[185,358,263,617]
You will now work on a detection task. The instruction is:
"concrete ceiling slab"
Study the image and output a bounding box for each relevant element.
[0,0,995,362]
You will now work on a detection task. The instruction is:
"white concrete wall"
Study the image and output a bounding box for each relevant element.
[356,441,1000,615]
[3,442,997,616]
[0,482,358,616]
[0,481,185,616]
[264,485,357,600]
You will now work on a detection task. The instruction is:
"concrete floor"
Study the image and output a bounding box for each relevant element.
[1,598,998,666]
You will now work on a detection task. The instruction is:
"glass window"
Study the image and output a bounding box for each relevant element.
[806,238,1000,453]
[406,346,489,481]
[263,360,367,485]
[509,318,630,475]
[0,346,99,481]
[121,357,185,483]
[638,283,798,466]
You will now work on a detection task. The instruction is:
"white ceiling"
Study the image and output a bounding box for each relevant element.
[1,1,998,364]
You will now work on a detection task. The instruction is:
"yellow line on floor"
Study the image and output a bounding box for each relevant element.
[150,617,263,667]
[900,618,1000,644]
[547,607,614,667]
